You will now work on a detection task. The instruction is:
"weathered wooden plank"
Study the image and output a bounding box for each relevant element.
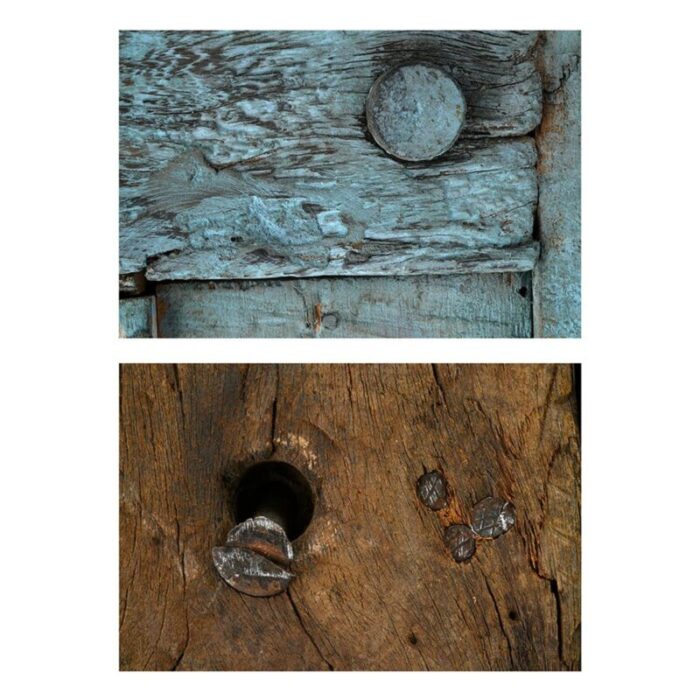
[120,31,541,280]
[533,31,581,337]
[120,364,581,670]
[119,296,156,338]
[155,274,533,338]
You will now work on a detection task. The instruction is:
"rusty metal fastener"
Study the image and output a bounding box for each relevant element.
[470,496,516,539]
[212,516,294,597]
[417,470,449,510]
[366,63,466,162]
[444,524,476,563]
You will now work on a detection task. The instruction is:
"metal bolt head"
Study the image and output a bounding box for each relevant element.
[225,515,293,566]
[444,524,476,563]
[366,63,466,162]
[213,516,294,597]
[417,470,449,510]
[470,496,516,539]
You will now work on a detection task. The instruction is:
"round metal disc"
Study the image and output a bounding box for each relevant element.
[444,524,476,563]
[416,470,449,511]
[470,497,516,539]
[366,63,466,162]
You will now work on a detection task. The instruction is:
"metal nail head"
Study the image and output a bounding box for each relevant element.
[212,516,295,597]
[444,524,476,563]
[417,470,449,510]
[366,63,466,162]
[470,496,516,539]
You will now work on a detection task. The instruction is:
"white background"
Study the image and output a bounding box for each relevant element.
[2,0,698,695]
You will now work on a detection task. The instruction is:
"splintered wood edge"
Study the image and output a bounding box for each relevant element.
[144,241,540,281]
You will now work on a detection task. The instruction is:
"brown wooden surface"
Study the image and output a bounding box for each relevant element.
[120,365,580,671]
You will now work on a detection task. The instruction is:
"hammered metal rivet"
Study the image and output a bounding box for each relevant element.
[444,524,476,563]
[416,470,449,510]
[470,496,516,539]
[366,63,466,162]
[212,515,295,598]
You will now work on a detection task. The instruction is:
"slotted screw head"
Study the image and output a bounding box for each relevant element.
[444,524,476,562]
[213,516,294,597]
[366,63,466,162]
[470,497,516,539]
[417,470,449,510]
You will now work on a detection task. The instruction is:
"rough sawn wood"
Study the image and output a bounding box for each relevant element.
[155,274,533,338]
[119,31,541,280]
[120,364,581,670]
[533,31,581,338]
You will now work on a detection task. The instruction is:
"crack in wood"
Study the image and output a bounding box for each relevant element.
[481,572,515,669]
[171,506,190,671]
[287,591,334,670]
[430,364,447,406]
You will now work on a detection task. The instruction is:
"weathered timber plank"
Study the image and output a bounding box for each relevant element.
[533,31,581,337]
[120,364,581,670]
[119,297,156,338]
[155,274,533,338]
[120,32,541,280]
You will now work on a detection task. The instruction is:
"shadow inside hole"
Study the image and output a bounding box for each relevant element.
[233,461,314,541]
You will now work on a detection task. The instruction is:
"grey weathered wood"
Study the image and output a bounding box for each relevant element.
[120,31,541,281]
[533,31,581,338]
[155,274,532,338]
[119,296,156,338]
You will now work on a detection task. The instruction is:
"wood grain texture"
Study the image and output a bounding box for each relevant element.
[120,364,580,670]
[120,31,541,280]
[533,31,581,337]
[119,297,156,338]
[155,274,532,338]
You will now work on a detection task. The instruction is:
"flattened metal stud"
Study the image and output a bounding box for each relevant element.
[417,470,449,510]
[213,516,295,597]
[366,63,466,162]
[225,515,293,567]
[444,524,476,563]
[470,496,516,539]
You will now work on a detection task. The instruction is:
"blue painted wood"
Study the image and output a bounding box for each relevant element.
[117,31,580,338]
[533,31,581,338]
[155,274,533,338]
[119,31,542,282]
[119,297,156,338]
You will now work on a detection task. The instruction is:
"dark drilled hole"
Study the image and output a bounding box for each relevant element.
[517,286,528,298]
[508,610,519,621]
[233,461,314,540]
[408,632,418,645]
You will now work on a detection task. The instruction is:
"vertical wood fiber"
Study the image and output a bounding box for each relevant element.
[533,31,581,337]
[120,364,581,670]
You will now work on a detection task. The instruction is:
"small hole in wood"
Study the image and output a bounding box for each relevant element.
[408,632,419,645]
[233,461,314,540]
[517,286,528,298]
[508,610,519,621]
